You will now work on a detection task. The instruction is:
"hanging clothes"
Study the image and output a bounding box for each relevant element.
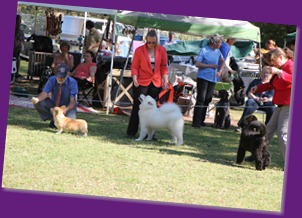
[45,9,63,36]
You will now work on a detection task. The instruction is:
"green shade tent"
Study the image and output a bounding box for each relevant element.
[165,39,255,58]
[283,32,296,48]
[117,11,261,42]
[230,40,255,58]
[285,32,296,42]
[165,40,207,56]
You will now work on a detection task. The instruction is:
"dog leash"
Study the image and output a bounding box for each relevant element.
[157,83,174,107]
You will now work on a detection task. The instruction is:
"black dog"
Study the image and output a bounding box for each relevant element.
[27,34,53,53]
[236,115,271,170]
[213,89,231,129]
[229,57,246,106]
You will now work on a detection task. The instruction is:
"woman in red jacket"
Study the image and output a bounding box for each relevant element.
[251,48,293,160]
[127,30,169,138]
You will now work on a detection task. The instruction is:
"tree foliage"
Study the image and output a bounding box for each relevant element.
[18,4,296,46]
[252,22,296,47]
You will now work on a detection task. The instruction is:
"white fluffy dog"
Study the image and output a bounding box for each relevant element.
[136,94,184,145]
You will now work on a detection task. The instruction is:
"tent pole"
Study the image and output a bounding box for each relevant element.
[34,6,38,34]
[81,11,87,61]
[258,31,262,72]
[106,16,116,115]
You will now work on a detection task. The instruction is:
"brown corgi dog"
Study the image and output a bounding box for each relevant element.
[51,105,88,136]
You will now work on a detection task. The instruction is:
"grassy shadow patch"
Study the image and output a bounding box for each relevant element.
[7,106,284,170]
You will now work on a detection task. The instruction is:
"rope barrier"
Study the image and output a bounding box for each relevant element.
[9,91,276,110]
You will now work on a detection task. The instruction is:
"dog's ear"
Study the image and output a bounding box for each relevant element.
[243,114,258,126]
[249,115,258,121]
[253,116,258,122]
[140,94,145,99]
[61,105,67,110]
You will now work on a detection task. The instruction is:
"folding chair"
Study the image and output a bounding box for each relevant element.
[91,79,106,108]
[76,78,95,107]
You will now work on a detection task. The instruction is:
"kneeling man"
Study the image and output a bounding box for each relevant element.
[31,64,78,128]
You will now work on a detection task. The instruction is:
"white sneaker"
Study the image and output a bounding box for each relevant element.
[235,127,242,133]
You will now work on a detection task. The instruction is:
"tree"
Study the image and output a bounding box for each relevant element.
[252,22,296,47]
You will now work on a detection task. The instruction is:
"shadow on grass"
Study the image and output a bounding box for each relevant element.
[7,106,284,171]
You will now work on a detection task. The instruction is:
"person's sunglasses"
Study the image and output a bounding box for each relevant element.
[147,41,156,45]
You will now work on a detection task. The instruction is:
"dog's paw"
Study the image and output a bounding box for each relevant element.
[135,138,143,141]
[55,129,63,134]
[176,140,183,145]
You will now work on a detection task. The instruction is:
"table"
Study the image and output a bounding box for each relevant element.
[103,69,133,108]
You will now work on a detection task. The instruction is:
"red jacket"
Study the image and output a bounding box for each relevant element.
[256,59,293,106]
[131,44,168,87]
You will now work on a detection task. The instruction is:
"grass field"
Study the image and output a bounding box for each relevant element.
[2,103,285,213]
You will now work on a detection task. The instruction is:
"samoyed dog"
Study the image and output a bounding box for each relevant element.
[136,94,184,145]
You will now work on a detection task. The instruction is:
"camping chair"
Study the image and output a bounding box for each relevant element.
[76,78,95,107]
[27,34,54,80]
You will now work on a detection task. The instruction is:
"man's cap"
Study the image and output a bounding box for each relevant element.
[56,64,70,78]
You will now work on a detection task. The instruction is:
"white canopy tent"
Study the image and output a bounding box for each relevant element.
[18,1,118,114]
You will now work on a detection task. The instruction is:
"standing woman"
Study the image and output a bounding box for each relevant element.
[192,34,225,127]
[251,48,293,161]
[127,29,169,138]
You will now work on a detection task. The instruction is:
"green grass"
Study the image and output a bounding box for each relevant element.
[3,106,285,213]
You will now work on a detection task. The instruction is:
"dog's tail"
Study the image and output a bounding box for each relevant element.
[245,121,267,137]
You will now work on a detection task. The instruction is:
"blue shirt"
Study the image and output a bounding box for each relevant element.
[196,45,223,83]
[219,42,231,60]
[43,76,78,106]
